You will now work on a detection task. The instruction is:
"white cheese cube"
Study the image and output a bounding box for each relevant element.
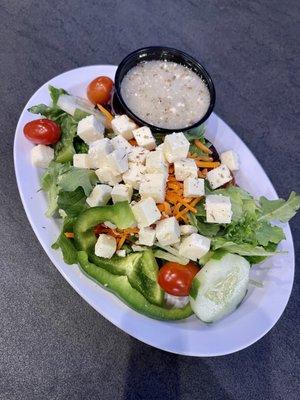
[220,150,239,171]
[174,158,198,181]
[128,146,149,164]
[155,217,181,246]
[104,221,116,229]
[131,198,161,227]
[86,184,112,207]
[110,135,132,153]
[122,164,146,190]
[111,115,137,140]
[95,234,116,258]
[145,150,168,174]
[73,154,90,169]
[180,225,198,235]
[183,177,205,197]
[116,249,126,257]
[77,115,104,144]
[95,167,122,186]
[106,148,128,176]
[156,143,164,151]
[206,164,232,189]
[133,126,156,150]
[205,194,232,224]
[138,227,156,246]
[179,233,210,261]
[88,138,113,169]
[163,132,189,163]
[111,184,133,203]
[139,173,166,204]
[31,145,54,168]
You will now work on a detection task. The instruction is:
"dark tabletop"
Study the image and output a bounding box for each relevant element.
[1,1,299,399]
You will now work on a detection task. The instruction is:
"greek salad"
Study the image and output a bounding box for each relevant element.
[23,77,300,323]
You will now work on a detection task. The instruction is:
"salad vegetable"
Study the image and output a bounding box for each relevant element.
[24,80,300,323]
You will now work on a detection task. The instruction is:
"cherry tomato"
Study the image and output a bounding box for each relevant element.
[158,261,200,296]
[23,119,61,145]
[87,76,114,105]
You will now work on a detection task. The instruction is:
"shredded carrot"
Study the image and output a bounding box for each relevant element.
[164,201,171,215]
[178,200,197,213]
[196,161,220,168]
[198,170,206,178]
[117,235,127,250]
[128,138,138,146]
[157,204,165,212]
[190,197,202,207]
[167,181,183,190]
[97,104,114,128]
[194,139,213,155]
[64,232,74,239]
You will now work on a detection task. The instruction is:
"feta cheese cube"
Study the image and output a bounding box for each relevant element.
[106,148,128,176]
[95,234,116,258]
[73,154,90,169]
[174,158,198,181]
[155,217,181,246]
[131,198,161,227]
[145,150,168,174]
[163,132,189,163]
[111,115,137,140]
[206,164,232,189]
[138,227,156,246]
[86,184,112,207]
[179,233,211,261]
[88,138,113,169]
[95,167,122,186]
[116,249,126,257]
[31,145,54,168]
[111,184,133,203]
[110,135,132,153]
[128,146,149,164]
[139,173,166,203]
[183,177,205,197]
[77,115,104,144]
[180,225,198,235]
[205,195,232,224]
[133,126,156,150]
[122,164,146,190]
[220,150,239,171]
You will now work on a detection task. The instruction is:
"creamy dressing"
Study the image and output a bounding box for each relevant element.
[121,60,210,129]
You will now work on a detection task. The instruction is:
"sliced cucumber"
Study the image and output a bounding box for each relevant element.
[189,253,250,323]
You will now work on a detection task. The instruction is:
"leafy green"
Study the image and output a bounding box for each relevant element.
[54,114,77,163]
[189,278,200,300]
[255,222,285,246]
[58,168,97,196]
[57,187,87,217]
[28,104,66,122]
[211,239,278,257]
[41,162,70,217]
[73,108,91,122]
[258,192,300,223]
[49,85,68,105]
[184,124,205,142]
[73,136,89,154]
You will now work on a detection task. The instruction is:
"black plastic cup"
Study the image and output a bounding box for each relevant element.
[112,46,216,134]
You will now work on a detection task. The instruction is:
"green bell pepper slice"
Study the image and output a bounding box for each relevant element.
[74,201,136,252]
[78,251,193,321]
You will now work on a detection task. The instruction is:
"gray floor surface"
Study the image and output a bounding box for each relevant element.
[0,0,299,399]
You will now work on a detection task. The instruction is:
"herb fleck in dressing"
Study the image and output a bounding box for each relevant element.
[121,60,210,129]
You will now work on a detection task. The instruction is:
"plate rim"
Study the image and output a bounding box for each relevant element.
[13,64,295,357]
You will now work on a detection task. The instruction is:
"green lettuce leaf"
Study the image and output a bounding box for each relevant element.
[258,192,300,223]
[212,238,278,257]
[54,114,77,163]
[49,85,68,105]
[57,187,87,217]
[58,168,97,196]
[41,162,70,217]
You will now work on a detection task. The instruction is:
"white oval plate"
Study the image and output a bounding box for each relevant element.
[14,65,294,357]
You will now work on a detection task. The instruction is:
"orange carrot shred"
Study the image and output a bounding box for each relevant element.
[194,139,213,154]
[64,232,74,239]
[196,161,220,168]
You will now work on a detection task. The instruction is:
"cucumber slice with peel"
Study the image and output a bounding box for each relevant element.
[189,253,250,323]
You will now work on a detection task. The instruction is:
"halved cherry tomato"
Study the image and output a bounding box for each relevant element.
[158,261,200,296]
[23,119,61,145]
[87,76,114,105]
